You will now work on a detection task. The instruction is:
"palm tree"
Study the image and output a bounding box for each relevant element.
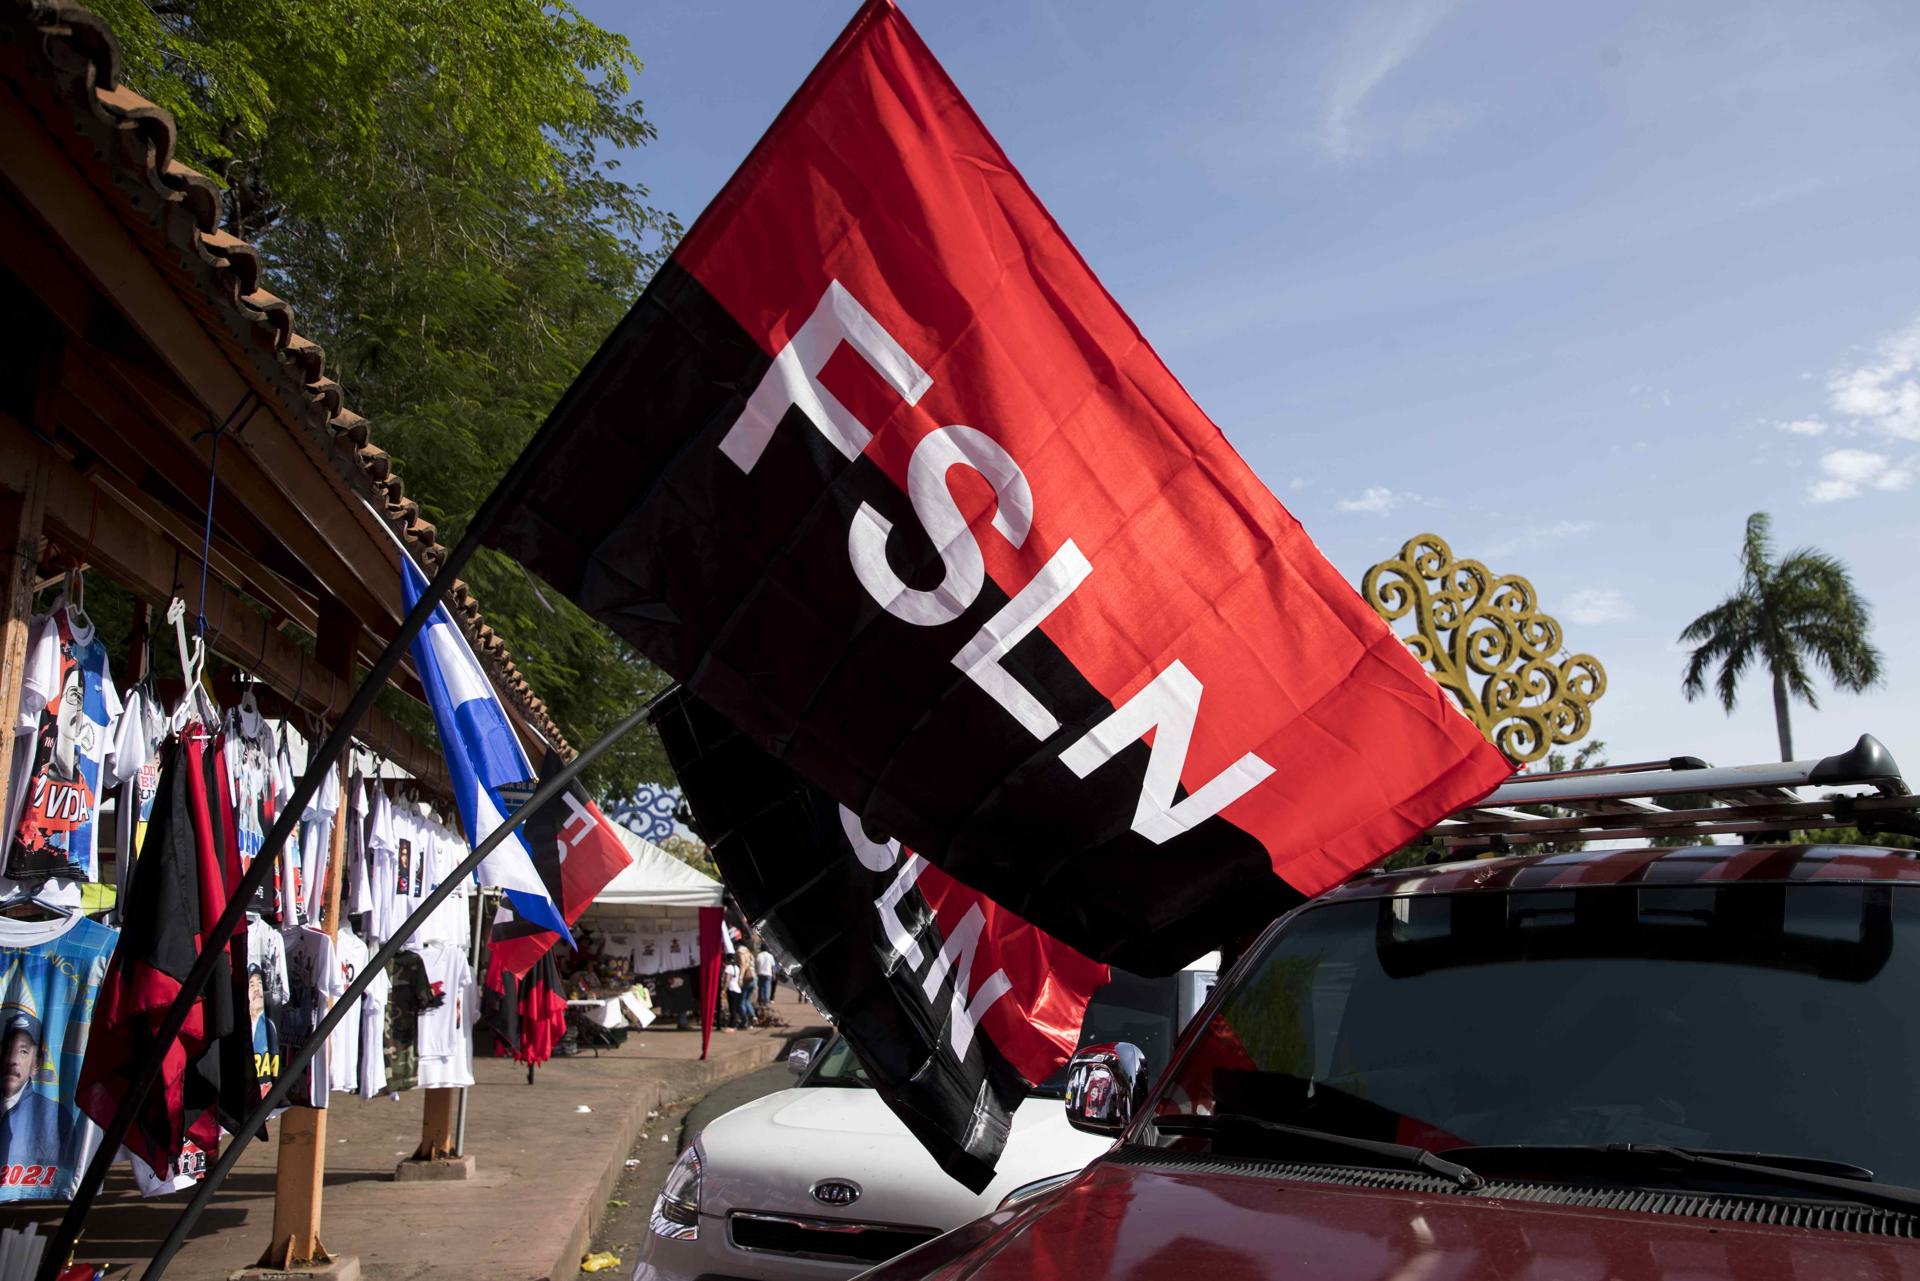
[1679,512,1883,761]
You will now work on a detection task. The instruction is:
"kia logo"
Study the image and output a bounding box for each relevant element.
[812,1179,862,1207]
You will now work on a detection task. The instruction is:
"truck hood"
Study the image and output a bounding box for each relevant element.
[921,1159,1904,1280]
[695,1086,1111,1231]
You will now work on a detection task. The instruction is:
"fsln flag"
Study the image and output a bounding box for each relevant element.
[488,1,1511,972]
[490,750,635,978]
[656,688,1110,1192]
[400,554,571,940]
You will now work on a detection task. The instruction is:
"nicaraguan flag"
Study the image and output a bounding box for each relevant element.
[401,554,572,940]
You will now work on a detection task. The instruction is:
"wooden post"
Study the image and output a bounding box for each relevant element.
[416,1087,459,1161]
[260,777,349,1269]
[0,453,50,826]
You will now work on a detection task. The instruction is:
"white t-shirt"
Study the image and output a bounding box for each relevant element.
[282,926,342,1108]
[756,949,775,979]
[296,763,340,926]
[345,777,371,923]
[724,963,741,995]
[223,708,278,917]
[413,943,476,1089]
[329,928,369,1094]
[105,685,166,901]
[8,607,121,884]
[365,790,399,945]
[359,962,390,1100]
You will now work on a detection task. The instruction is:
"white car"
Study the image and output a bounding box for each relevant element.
[634,960,1218,1281]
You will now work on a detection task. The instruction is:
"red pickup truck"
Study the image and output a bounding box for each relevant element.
[859,740,1920,1280]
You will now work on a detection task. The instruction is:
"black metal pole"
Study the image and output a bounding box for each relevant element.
[42,517,502,1281]
[140,697,660,1280]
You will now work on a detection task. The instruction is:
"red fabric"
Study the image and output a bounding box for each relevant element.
[913,858,1108,1085]
[518,963,567,1066]
[490,795,636,978]
[698,906,723,1061]
[77,735,218,1172]
[672,0,1510,896]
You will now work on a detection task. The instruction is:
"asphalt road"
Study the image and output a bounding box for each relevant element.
[576,1051,813,1276]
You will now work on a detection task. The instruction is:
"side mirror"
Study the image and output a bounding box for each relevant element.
[788,1037,823,1077]
[1064,1042,1148,1136]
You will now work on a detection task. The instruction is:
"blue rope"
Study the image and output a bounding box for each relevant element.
[193,392,256,640]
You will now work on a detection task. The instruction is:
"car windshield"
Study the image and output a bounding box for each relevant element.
[801,1036,872,1088]
[1151,882,1920,1188]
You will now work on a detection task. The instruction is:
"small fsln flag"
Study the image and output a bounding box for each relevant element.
[490,750,635,978]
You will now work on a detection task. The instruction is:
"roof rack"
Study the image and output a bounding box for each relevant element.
[1421,734,1920,855]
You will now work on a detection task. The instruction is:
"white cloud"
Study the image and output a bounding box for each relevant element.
[1336,485,1406,515]
[1484,519,1594,559]
[1807,448,1916,503]
[1827,317,1920,442]
[1322,0,1460,159]
[1777,418,1829,436]
[1561,588,1637,627]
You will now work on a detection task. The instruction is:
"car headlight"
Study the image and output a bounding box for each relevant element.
[650,1146,702,1241]
[997,1170,1075,1210]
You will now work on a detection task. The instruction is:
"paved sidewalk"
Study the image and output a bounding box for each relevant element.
[18,988,823,1281]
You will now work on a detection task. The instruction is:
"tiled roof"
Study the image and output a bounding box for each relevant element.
[3,0,573,757]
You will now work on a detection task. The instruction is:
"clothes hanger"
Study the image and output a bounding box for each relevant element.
[0,888,74,923]
[166,598,210,734]
[60,561,92,636]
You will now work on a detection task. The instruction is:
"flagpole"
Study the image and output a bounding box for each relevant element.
[43,492,539,1281]
[139,695,664,1281]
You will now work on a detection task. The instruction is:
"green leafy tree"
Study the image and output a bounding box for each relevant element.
[1792,826,1917,851]
[1679,512,1882,763]
[659,834,722,882]
[91,0,682,798]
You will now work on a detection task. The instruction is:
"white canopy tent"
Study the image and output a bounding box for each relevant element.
[590,826,725,910]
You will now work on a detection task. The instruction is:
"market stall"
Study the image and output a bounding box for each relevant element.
[567,828,724,1052]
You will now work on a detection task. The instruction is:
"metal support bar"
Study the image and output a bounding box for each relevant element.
[138,695,660,1281]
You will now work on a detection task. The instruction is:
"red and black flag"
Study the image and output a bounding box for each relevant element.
[489,1,1509,972]
[656,688,1110,1191]
[488,750,635,978]
[77,734,243,1175]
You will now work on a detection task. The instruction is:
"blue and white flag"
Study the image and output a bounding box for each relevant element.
[401,554,572,940]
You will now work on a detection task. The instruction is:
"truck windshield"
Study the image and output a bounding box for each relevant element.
[1152,882,1920,1188]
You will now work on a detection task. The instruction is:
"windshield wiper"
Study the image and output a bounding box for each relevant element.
[1152,1113,1483,1189]
[1443,1143,1920,1218]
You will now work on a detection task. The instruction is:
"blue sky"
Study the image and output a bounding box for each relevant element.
[583,0,1920,779]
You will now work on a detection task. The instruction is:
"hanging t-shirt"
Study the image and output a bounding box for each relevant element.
[383,951,439,1093]
[357,956,389,1100]
[279,926,341,1109]
[345,776,371,927]
[328,928,368,1094]
[105,685,166,905]
[296,764,340,928]
[0,911,117,1201]
[246,918,291,1103]
[7,608,121,884]
[419,820,471,948]
[413,943,476,1089]
[366,791,400,945]
[222,709,278,919]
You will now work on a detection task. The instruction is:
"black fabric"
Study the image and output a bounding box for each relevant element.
[657,688,1026,1193]
[491,263,1301,974]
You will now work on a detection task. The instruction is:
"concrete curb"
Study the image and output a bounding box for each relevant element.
[545,1036,803,1281]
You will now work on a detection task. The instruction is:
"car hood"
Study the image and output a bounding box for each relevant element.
[930,1160,1907,1280]
[695,1087,1111,1230]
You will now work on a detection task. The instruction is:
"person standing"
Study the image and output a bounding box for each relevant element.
[755,945,776,1008]
[722,955,743,1032]
[735,946,757,1026]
